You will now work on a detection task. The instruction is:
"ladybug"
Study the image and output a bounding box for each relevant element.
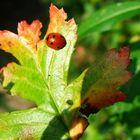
[46,33,66,50]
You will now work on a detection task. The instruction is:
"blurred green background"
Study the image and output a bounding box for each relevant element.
[0,0,140,140]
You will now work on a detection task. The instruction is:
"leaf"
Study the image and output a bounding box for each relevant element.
[18,20,42,48]
[67,47,132,117]
[0,4,77,139]
[0,3,132,140]
[0,108,69,140]
[78,1,140,40]
[66,47,132,140]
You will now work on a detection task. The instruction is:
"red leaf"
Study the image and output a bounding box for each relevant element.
[80,47,132,116]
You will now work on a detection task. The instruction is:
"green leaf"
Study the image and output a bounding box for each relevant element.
[0,4,77,139]
[130,44,140,74]
[0,108,69,140]
[78,2,140,40]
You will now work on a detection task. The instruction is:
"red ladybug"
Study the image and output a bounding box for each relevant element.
[46,33,66,50]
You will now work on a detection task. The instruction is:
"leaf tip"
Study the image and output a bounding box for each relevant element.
[49,3,67,20]
[115,92,128,102]
[119,47,130,64]
[70,117,88,140]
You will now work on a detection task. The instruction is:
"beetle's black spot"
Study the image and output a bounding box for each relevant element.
[57,46,60,49]
[0,43,1,46]
[51,42,53,45]
[52,35,55,38]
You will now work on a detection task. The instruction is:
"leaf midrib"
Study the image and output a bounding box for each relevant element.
[43,51,61,114]
[35,50,69,131]
[44,53,70,134]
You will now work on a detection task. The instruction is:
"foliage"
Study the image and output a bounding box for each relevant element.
[0,1,140,140]
[78,1,140,40]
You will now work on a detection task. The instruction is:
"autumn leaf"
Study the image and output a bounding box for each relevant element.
[80,47,131,115]
[0,3,131,140]
[67,47,131,139]
[0,4,77,139]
